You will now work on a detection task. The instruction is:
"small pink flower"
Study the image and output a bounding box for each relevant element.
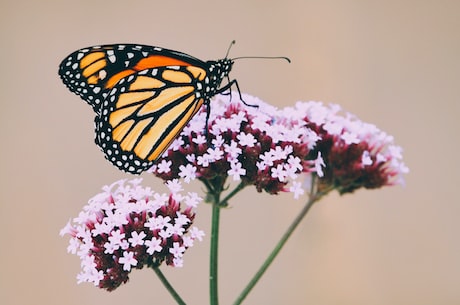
[61,178,204,291]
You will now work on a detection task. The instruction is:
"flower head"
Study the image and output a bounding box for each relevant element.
[290,102,409,194]
[151,95,408,197]
[61,178,204,291]
[152,94,319,197]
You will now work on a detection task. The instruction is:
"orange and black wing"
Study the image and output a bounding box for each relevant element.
[95,65,209,173]
[58,44,207,112]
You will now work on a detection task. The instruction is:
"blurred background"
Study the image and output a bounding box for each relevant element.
[1,0,459,304]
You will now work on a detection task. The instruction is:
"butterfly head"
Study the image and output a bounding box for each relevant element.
[208,58,234,78]
[202,58,234,97]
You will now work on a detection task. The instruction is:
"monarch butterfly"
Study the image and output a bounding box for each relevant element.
[59,43,288,174]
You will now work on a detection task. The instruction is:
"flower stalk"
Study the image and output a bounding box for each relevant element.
[153,266,186,305]
[232,176,332,305]
[206,177,226,305]
[209,198,222,305]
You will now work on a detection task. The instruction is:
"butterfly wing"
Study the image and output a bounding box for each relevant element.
[58,44,205,112]
[95,64,209,173]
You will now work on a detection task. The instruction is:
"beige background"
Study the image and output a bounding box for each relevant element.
[1,1,459,304]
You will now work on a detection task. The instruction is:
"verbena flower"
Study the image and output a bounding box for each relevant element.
[151,94,320,198]
[60,178,204,291]
[288,101,409,194]
[151,94,407,198]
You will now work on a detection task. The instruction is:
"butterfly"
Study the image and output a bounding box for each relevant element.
[59,43,244,174]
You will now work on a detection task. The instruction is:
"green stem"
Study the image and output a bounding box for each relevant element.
[201,177,227,305]
[210,200,221,305]
[201,178,215,194]
[153,266,186,305]
[220,182,246,206]
[232,177,327,305]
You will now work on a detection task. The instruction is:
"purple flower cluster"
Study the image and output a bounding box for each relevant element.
[60,178,204,291]
[290,101,409,194]
[151,94,321,198]
[150,94,407,197]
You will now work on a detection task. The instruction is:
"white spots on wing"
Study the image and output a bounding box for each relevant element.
[95,110,155,173]
[99,69,107,80]
[107,50,115,63]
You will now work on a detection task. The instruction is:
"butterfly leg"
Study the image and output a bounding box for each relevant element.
[218,79,258,108]
[204,99,211,139]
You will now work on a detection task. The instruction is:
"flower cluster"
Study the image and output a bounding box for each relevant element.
[151,94,408,197]
[60,93,408,298]
[151,94,321,198]
[60,178,204,291]
[289,101,409,194]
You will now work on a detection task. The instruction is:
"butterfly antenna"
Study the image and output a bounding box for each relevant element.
[232,55,291,63]
[225,40,236,58]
